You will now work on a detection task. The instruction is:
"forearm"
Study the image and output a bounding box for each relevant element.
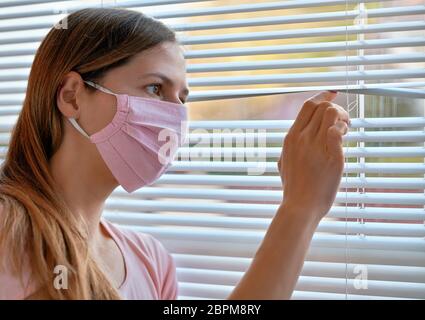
[227,203,320,300]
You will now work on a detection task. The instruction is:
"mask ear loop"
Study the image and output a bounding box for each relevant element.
[68,117,90,139]
[68,80,119,139]
[84,80,117,96]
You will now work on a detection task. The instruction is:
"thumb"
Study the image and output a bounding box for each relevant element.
[309,90,338,104]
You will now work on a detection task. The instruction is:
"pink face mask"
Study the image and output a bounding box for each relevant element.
[68,80,188,193]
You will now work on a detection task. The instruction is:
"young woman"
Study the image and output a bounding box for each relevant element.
[0,8,349,300]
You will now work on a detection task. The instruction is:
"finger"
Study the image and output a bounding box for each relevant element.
[326,121,347,161]
[290,90,337,134]
[318,105,350,139]
[309,90,338,104]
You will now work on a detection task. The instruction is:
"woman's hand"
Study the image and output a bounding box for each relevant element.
[228,91,351,300]
[278,91,350,221]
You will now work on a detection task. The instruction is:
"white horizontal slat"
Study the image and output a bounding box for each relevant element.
[188,117,425,129]
[6,143,423,159]
[181,21,425,45]
[120,225,425,252]
[187,131,425,144]
[208,22,425,44]
[2,117,420,132]
[174,146,425,161]
[187,53,425,72]
[176,269,425,299]
[2,38,424,59]
[169,161,425,175]
[0,3,414,33]
[163,238,425,267]
[2,144,425,159]
[184,38,425,58]
[110,187,425,205]
[176,146,425,159]
[0,158,424,176]
[0,0,211,20]
[0,0,385,20]
[170,6,425,31]
[186,69,425,86]
[291,291,408,300]
[187,84,425,101]
[1,83,424,100]
[173,254,425,283]
[2,129,424,144]
[3,68,425,84]
[104,212,425,237]
[150,174,425,190]
[104,199,425,221]
[0,52,425,73]
[178,281,422,300]
[159,238,425,267]
[0,0,72,8]
[0,69,425,87]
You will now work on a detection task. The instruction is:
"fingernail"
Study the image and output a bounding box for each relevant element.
[336,121,348,134]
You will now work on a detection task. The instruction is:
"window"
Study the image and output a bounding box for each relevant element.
[0,0,424,299]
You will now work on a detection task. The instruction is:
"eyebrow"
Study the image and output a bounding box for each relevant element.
[142,72,190,98]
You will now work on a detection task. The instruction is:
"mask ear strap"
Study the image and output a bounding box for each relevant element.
[84,80,117,96]
[68,117,90,139]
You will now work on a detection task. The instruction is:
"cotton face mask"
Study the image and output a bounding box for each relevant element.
[68,80,188,193]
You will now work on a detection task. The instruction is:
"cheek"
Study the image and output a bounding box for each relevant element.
[84,95,117,135]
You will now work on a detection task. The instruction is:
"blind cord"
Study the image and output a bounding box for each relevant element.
[344,0,349,300]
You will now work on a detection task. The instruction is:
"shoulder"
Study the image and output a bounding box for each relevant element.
[102,219,170,260]
[102,219,178,299]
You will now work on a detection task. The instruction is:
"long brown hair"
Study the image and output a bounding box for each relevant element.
[0,8,176,299]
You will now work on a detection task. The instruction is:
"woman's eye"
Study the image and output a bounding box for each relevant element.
[146,84,161,96]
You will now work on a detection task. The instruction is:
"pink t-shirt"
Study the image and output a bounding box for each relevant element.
[0,214,178,300]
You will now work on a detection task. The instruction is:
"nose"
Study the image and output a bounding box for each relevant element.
[168,93,185,105]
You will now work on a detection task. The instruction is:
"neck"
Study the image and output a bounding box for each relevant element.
[49,130,118,241]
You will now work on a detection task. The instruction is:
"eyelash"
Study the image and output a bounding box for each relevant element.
[145,83,186,104]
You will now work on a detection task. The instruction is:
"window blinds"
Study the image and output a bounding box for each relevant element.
[0,0,424,300]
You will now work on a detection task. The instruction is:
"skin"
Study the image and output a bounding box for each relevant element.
[50,40,349,299]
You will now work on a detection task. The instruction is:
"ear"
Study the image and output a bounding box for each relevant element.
[56,71,86,119]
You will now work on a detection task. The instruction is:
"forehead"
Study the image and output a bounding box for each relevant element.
[128,41,186,78]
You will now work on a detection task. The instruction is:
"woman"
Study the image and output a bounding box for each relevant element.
[0,8,349,300]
